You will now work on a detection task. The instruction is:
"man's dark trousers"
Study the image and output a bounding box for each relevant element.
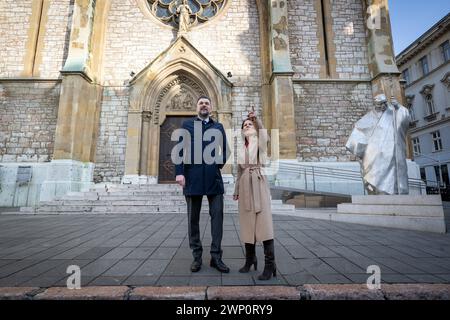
[186,194,224,261]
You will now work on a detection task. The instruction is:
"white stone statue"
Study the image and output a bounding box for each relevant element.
[177,0,192,36]
[346,94,411,195]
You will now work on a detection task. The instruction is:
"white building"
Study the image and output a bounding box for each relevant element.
[397,13,450,192]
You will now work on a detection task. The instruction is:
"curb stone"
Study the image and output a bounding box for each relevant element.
[0,284,449,300]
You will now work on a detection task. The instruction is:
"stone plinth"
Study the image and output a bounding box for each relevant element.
[337,195,446,233]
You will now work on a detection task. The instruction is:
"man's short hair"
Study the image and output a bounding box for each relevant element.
[197,95,211,103]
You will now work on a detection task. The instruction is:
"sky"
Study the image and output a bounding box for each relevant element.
[389,0,450,55]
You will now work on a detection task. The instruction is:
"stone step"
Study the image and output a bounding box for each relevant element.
[40,200,189,206]
[337,203,444,217]
[22,203,294,214]
[292,208,446,233]
[332,213,447,234]
[351,195,442,206]
[31,204,292,211]
[90,186,236,192]
[22,208,296,215]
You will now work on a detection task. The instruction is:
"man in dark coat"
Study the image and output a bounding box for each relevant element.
[174,96,230,273]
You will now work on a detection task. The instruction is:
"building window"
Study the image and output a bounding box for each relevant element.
[408,103,416,121]
[434,166,442,185]
[442,164,449,187]
[420,167,426,181]
[431,131,443,152]
[425,94,435,115]
[402,68,410,85]
[419,56,429,76]
[441,40,450,62]
[412,137,421,155]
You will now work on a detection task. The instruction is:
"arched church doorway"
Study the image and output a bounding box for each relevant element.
[158,115,192,183]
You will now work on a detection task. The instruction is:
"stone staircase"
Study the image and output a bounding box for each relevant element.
[18,183,295,215]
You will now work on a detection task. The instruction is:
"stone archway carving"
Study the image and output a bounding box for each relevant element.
[123,36,233,184]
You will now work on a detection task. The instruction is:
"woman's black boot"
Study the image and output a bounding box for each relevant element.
[258,239,276,280]
[239,243,257,273]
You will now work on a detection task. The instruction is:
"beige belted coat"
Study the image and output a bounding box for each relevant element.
[233,119,274,244]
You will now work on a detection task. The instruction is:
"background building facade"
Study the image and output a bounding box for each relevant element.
[0,0,414,207]
[397,13,450,191]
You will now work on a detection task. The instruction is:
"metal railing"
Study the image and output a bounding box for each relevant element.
[273,162,431,196]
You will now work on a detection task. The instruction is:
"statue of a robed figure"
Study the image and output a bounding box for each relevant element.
[346,94,411,195]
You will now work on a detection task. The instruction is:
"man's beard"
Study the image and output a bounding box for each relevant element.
[198,109,210,118]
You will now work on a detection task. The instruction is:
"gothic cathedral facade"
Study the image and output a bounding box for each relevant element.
[0,0,408,206]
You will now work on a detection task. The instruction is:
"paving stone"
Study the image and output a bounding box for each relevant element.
[0,287,39,300]
[149,247,177,260]
[163,260,194,276]
[34,286,129,300]
[321,257,366,274]
[122,276,158,286]
[297,258,339,275]
[436,274,450,283]
[403,274,447,283]
[284,245,315,259]
[283,272,319,285]
[102,260,144,277]
[89,276,127,286]
[303,284,385,300]
[207,286,300,300]
[253,274,288,286]
[382,284,450,300]
[381,274,417,284]
[0,260,43,278]
[19,277,65,288]
[132,259,170,277]
[0,276,35,287]
[308,245,341,258]
[157,276,191,286]
[221,276,255,286]
[130,286,206,300]
[75,247,114,259]
[80,259,120,277]
[313,274,353,284]
[99,247,134,260]
[189,276,221,286]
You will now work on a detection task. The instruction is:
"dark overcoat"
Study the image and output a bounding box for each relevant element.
[174,117,228,196]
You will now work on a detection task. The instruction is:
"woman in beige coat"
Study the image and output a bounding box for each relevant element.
[233,111,276,280]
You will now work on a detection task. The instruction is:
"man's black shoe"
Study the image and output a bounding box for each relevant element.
[191,260,202,272]
[210,258,230,273]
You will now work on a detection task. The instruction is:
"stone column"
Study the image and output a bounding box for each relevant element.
[364,0,402,102]
[147,123,160,182]
[139,112,151,176]
[267,0,297,159]
[123,112,143,184]
[41,0,108,200]
[364,0,413,163]
[218,111,233,176]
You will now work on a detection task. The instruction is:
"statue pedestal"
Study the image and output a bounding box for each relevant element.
[337,195,446,233]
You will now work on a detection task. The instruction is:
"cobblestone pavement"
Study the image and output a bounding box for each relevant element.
[0,213,449,288]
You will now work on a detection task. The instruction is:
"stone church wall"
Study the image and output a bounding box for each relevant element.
[0,81,60,163]
[94,87,129,183]
[331,0,370,79]
[288,0,370,79]
[0,1,33,77]
[294,81,372,161]
[0,0,72,78]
